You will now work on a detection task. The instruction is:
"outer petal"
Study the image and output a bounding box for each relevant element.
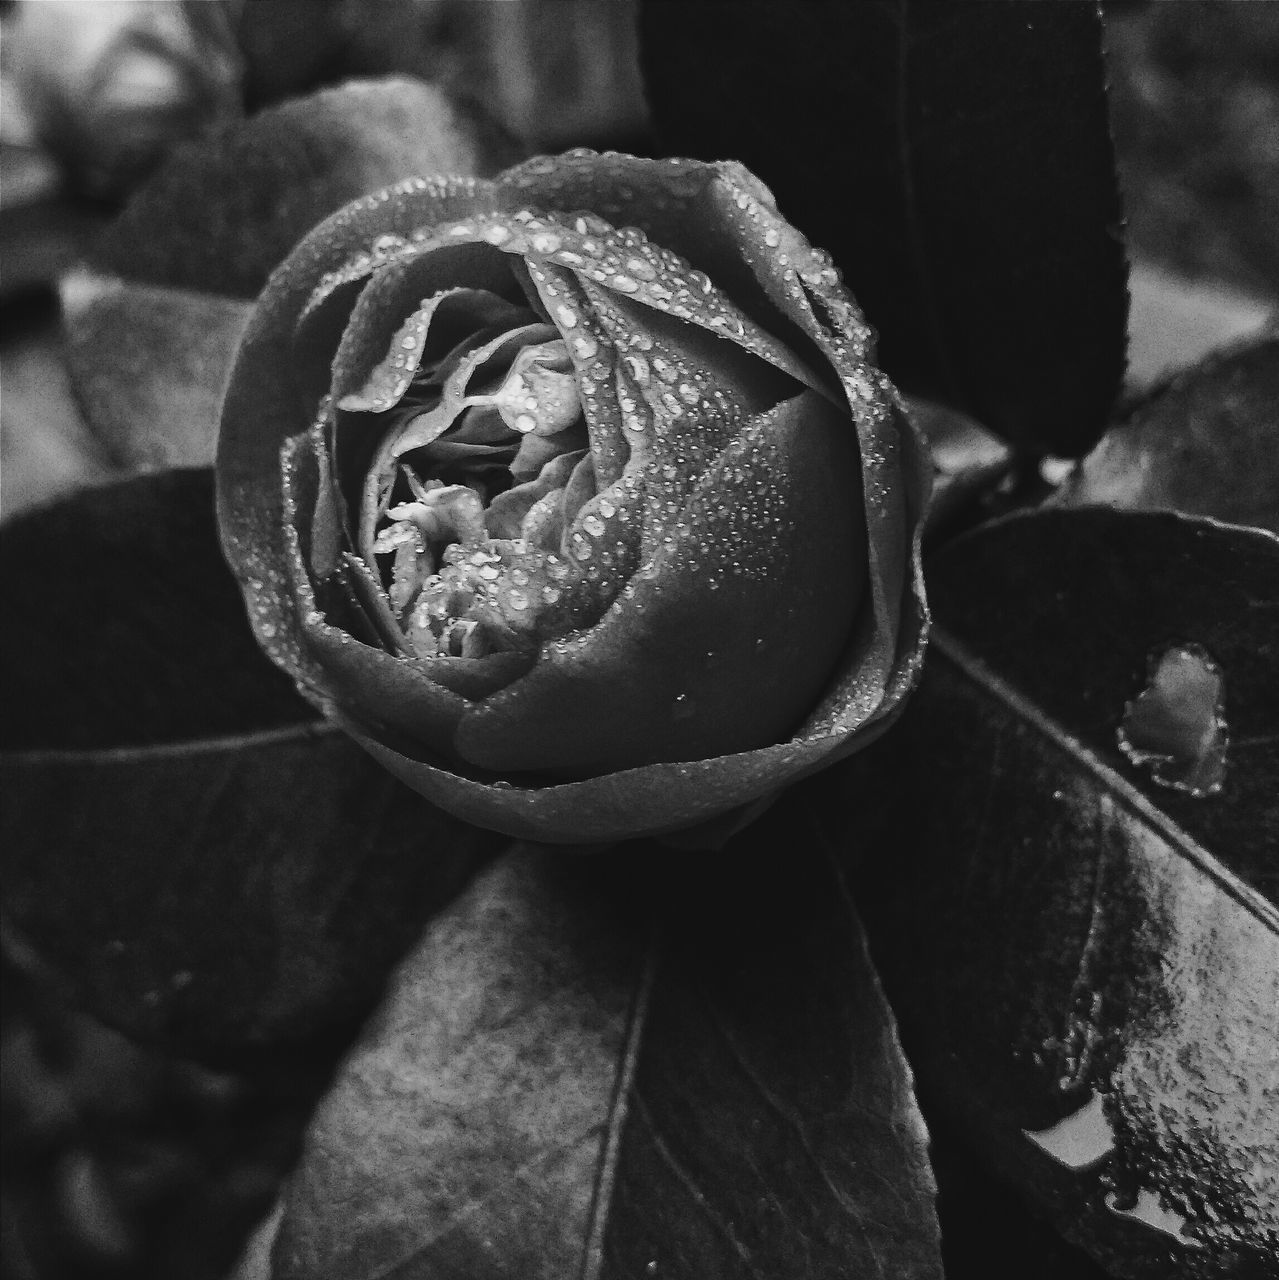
[451,390,865,775]
[218,174,502,692]
[494,152,836,379]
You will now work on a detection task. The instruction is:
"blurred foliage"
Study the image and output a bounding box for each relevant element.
[1107,0,1279,296]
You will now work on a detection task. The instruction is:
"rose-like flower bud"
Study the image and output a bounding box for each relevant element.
[218,151,928,843]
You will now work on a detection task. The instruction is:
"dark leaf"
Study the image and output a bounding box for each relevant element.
[1059,331,1279,533]
[85,78,522,303]
[0,471,500,1056]
[264,793,940,1279]
[906,393,1014,543]
[640,0,1128,457]
[61,78,525,472]
[832,509,1279,1277]
[598,801,941,1280]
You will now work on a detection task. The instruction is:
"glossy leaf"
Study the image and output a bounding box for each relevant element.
[640,0,1128,457]
[1059,331,1279,533]
[0,471,500,1055]
[61,77,524,472]
[264,793,941,1279]
[830,509,1279,1277]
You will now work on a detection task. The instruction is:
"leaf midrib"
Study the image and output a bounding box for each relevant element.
[0,717,334,766]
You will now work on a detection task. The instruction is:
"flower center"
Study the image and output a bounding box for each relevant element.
[360,320,599,659]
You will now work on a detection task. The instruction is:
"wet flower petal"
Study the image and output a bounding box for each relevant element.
[218,151,929,843]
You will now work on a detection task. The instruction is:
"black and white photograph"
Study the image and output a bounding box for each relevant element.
[1,2,1276,1277]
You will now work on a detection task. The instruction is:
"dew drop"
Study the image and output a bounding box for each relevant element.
[531,232,562,253]
[625,257,657,280]
[571,335,599,359]
[482,224,511,245]
[555,305,578,329]
[611,275,640,293]
[1118,642,1228,797]
[764,227,781,247]
[583,514,606,537]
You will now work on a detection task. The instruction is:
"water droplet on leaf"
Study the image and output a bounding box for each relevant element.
[1118,642,1228,797]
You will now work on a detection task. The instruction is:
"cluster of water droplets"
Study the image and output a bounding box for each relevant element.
[278,150,900,680]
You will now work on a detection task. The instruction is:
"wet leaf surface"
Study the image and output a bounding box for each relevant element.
[1060,331,1279,533]
[267,792,941,1280]
[640,0,1128,456]
[0,471,500,1056]
[831,509,1279,1277]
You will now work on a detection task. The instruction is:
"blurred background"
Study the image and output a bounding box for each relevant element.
[1,3,1277,1278]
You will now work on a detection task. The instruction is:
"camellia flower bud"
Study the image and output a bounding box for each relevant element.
[218,150,929,843]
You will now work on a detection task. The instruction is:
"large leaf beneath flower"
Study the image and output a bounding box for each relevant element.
[61,77,525,471]
[264,797,941,1279]
[1058,330,1279,533]
[0,470,501,1055]
[829,509,1279,1277]
[640,0,1128,457]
